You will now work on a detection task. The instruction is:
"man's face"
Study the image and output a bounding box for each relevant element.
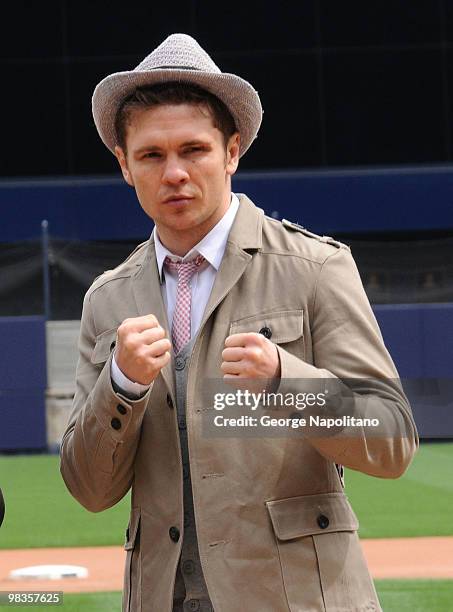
[115,103,240,253]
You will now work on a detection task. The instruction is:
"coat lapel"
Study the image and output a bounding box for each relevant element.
[199,194,264,330]
[131,235,175,398]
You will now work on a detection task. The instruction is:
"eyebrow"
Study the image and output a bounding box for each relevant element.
[134,140,211,154]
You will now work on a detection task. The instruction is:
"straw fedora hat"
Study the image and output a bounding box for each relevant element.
[92,33,263,158]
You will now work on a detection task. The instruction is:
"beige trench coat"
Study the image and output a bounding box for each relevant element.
[60,194,418,612]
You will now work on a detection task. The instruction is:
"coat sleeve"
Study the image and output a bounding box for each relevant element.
[276,246,419,478]
[59,290,152,512]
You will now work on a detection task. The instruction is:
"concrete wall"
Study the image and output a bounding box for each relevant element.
[45,321,80,451]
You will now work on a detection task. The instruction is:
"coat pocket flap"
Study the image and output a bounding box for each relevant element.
[266,492,359,540]
[124,509,141,551]
[229,309,303,344]
[91,328,117,365]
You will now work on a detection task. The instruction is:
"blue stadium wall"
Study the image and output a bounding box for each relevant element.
[2,165,453,241]
[0,317,47,451]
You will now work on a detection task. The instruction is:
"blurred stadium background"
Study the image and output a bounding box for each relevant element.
[1,2,453,611]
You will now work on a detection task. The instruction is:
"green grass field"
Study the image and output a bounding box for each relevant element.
[1,581,453,611]
[0,443,452,611]
[346,441,453,538]
[376,579,453,611]
[0,455,130,549]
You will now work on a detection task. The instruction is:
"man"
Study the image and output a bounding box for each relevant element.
[60,34,418,612]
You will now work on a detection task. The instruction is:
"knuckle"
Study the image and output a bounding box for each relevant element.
[121,317,133,329]
[149,344,162,358]
[161,339,172,350]
[154,325,165,339]
[117,322,127,338]
[246,346,260,360]
[149,341,162,354]
[122,337,133,351]
[254,346,263,359]
[139,344,149,358]
[136,347,150,364]
[123,334,138,352]
[252,333,264,346]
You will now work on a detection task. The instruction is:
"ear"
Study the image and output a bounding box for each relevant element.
[114,145,134,187]
[225,132,240,176]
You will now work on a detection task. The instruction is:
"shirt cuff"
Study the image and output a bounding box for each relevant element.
[111,352,152,398]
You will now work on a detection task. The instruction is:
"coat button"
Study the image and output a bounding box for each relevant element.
[167,394,174,409]
[187,600,200,611]
[178,416,187,430]
[182,559,194,575]
[183,464,190,480]
[317,514,330,529]
[111,418,121,430]
[169,526,180,542]
[175,356,186,370]
[259,326,272,339]
[116,404,127,415]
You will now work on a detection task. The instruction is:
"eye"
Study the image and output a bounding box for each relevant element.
[143,151,161,159]
[185,146,204,154]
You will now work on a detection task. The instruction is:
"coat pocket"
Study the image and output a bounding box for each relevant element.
[122,508,141,612]
[230,309,305,360]
[266,493,380,612]
[91,328,118,365]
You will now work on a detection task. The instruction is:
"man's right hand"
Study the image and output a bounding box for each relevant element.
[114,314,171,385]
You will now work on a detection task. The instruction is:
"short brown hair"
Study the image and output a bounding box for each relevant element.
[114,82,237,151]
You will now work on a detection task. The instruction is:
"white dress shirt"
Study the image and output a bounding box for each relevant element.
[111,193,240,396]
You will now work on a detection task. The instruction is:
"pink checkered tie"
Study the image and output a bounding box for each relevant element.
[164,254,205,354]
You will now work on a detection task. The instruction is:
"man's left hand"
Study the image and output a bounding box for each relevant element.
[221,333,281,380]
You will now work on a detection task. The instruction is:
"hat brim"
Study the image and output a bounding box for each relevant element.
[92,68,263,157]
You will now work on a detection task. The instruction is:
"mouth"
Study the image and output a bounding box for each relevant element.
[163,195,194,206]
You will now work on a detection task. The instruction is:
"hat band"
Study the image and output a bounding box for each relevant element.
[149,65,202,71]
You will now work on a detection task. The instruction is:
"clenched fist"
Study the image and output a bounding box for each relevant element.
[221,332,281,380]
[115,314,171,385]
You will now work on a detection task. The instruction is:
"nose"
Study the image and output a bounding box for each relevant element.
[162,155,189,185]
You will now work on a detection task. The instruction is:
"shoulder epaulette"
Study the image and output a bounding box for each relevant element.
[281,219,350,251]
[92,240,149,282]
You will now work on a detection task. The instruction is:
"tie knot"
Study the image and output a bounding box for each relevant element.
[164,254,205,283]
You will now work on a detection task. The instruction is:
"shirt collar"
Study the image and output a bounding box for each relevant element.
[154,193,240,282]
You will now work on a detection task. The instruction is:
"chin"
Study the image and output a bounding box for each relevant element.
[166,215,202,232]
